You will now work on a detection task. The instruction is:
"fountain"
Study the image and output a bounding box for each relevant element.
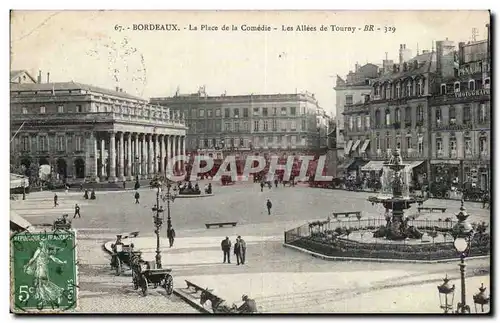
[368,149,421,240]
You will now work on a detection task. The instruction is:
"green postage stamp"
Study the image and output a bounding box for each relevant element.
[10,230,78,313]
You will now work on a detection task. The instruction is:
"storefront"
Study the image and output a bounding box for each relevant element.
[430,160,461,186]
[463,160,490,191]
[337,158,367,178]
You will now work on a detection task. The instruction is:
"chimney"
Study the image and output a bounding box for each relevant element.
[116,86,119,92]
[37,71,42,83]
[355,62,360,72]
[46,72,50,83]
[422,50,429,54]
[399,44,404,64]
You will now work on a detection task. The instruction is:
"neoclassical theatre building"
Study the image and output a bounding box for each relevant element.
[10,81,187,183]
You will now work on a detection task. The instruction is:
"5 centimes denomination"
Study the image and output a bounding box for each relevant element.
[11,230,78,313]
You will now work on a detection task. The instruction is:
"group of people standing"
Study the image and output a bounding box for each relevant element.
[221,236,247,265]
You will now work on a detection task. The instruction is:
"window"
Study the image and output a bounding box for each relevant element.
[465,137,472,154]
[204,139,209,148]
[215,108,221,117]
[40,106,46,113]
[262,108,268,117]
[469,80,475,90]
[225,108,230,118]
[243,122,248,131]
[253,120,259,131]
[277,135,283,144]
[239,138,244,147]
[290,107,296,116]
[273,107,278,116]
[463,105,471,123]
[436,138,443,153]
[272,119,277,131]
[406,137,412,150]
[234,122,240,132]
[479,136,487,152]
[301,107,306,115]
[349,117,354,131]
[280,107,287,116]
[199,109,205,117]
[207,109,213,117]
[38,136,48,151]
[396,139,401,150]
[357,116,362,130]
[364,95,370,103]
[233,108,239,118]
[57,105,64,113]
[230,138,234,147]
[395,108,401,123]
[242,108,248,118]
[76,105,83,113]
[301,119,306,130]
[478,103,488,123]
[225,122,231,132]
[22,137,29,151]
[395,84,401,98]
[417,80,424,96]
[374,86,379,96]
[75,136,82,151]
[407,81,413,97]
[22,107,28,114]
[263,120,269,131]
[375,110,381,126]
[375,136,380,150]
[450,138,457,152]
[404,106,411,123]
[385,109,391,126]
[215,120,222,131]
[454,82,460,93]
[418,135,424,154]
[435,108,441,124]
[484,78,490,89]
[57,136,65,151]
[290,121,297,131]
[416,105,424,122]
[211,138,216,147]
[385,137,390,150]
[440,84,447,95]
[280,120,287,131]
[365,115,370,129]
[345,95,353,105]
[449,106,456,124]
[253,108,259,116]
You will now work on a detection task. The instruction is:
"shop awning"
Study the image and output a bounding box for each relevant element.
[344,140,353,155]
[10,210,32,232]
[361,160,386,172]
[10,173,29,189]
[359,139,370,153]
[337,158,356,170]
[405,161,425,169]
[351,140,361,152]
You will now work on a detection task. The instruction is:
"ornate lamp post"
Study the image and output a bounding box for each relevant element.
[472,283,490,313]
[437,275,455,313]
[451,199,474,314]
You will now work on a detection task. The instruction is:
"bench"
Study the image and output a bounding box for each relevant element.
[185,279,206,294]
[205,222,237,229]
[332,211,362,219]
[418,207,447,213]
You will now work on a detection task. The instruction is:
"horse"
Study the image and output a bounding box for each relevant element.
[200,288,239,313]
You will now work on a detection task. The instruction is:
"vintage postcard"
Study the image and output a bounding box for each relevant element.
[9,10,491,314]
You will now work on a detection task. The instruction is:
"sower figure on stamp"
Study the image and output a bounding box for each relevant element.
[167,226,176,247]
[221,236,231,264]
[266,199,272,215]
[53,193,59,207]
[73,204,81,219]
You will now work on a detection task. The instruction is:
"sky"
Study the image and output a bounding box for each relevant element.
[10,10,490,117]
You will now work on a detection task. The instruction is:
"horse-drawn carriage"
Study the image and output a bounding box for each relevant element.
[53,214,72,231]
[461,182,486,202]
[110,232,140,276]
[130,253,174,296]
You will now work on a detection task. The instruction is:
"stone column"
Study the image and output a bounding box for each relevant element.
[148,134,154,178]
[100,137,106,181]
[156,134,162,174]
[160,135,165,174]
[141,133,147,179]
[181,136,186,172]
[165,135,171,174]
[109,131,117,182]
[93,132,99,182]
[134,133,140,177]
[118,132,125,181]
[127,133,132,180]
[152,134,158,174]
[175,136,180,172]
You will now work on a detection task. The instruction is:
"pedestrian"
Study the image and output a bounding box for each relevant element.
[260,181,264,192]
[167,226,176,247]
[79,183,83,191]
[221,236,231,264]
[234,237,242,265]
[65,185,69,194]
[90,189,96,200]
[274,178,278,188]
[54,193,59,207]
[123,181,126,190]
[73,203,81,218]
[238,235,247,265]
[266,199,272,215]
[238,295,258,313]
[134,191,140,204]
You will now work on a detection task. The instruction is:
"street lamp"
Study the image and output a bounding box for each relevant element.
[451,199,474,314]
[150,175,178,269]
[472,283,490,313]
[437,275,455,313]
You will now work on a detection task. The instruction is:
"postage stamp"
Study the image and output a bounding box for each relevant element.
[10,230,78,313]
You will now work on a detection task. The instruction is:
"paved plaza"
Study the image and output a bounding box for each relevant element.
[11,181,491,313]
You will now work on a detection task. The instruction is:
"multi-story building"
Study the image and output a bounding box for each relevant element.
[334,63,379,161]
[10,80,187,183]
[10,70,37,84]
[343,44,439,181]
[429,30,491,190]
[151,88,324,155]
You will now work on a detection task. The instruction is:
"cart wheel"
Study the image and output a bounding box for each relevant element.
[115,258,122,276]
[140,274,148,296]
[163,274,174,295]
[132,271,139,290]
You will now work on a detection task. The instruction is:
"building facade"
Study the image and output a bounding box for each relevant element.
[334,63,379,160]
[429,35,491,190]
[151,88,325,154]
[10,82,187,183]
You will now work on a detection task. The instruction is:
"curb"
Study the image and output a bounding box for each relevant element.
[176,193,214,199]
[283,243,490,264]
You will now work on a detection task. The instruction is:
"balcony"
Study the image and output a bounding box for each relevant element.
[433,121,473,131]
[393,122,401,130]
[404,120,412,128]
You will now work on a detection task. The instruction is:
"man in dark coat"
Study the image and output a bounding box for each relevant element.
[73,203,81,218]
[54,193,59,207]
[234,237,242,265]
[260,181,264,192]
[238,236,247,265]
[238,295,258,313]
[221,237,231,264]
[167,227,176,247]
[134,191,140,204]
[266,199,272,215]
